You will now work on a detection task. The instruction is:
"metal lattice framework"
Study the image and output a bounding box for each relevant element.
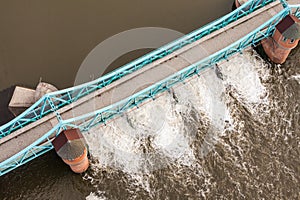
[293,5,300,17]
[0,0,276,139]
[1,0,299,176]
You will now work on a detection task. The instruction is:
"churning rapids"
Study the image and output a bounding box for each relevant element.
[80,49,299,199]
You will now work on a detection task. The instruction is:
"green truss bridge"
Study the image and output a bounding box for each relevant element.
[0,0,299,176]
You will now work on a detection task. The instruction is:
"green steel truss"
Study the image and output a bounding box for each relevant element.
[0,0,299,176]
[0,0,276,139]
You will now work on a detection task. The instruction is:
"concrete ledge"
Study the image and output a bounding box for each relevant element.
[9,86,35,108]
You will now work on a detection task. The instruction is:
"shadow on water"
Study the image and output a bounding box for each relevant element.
[0,150,94,200]
[0,86,15,126]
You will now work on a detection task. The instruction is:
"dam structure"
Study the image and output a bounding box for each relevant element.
[0,0,299,176]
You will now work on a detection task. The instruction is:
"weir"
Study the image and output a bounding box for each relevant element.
[0,0,299,176]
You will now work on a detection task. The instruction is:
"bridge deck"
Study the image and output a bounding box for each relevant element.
[0,1,287,162]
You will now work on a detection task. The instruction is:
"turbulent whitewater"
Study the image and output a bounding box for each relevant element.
[82,48,300,199]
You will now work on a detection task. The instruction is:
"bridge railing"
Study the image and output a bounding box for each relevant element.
[0,0,277,139]
[282,0,300,16]
[0,124,61,176]
[1,2,295,177]
[291,4,300,17]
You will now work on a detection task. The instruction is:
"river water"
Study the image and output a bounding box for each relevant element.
[1,0,300,199]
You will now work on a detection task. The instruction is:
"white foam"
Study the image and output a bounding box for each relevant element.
[86,192,107,200]
[220,51,269,107]
[85,92,196,174]
[290,74,300,84]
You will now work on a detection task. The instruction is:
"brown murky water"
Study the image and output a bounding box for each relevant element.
[1,0,300,200]
[0,0,231,91]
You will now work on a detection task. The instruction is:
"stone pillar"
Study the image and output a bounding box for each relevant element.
[262,15,300,64]
[52,129,89,173]
[34,82,58,102]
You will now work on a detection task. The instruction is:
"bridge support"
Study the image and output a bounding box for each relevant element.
[8,82,58,116]
[262,14,300,64]
[8,86,36,117]
[52,129,89,173]
[34,82,58,102]
[235,0,247,8]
